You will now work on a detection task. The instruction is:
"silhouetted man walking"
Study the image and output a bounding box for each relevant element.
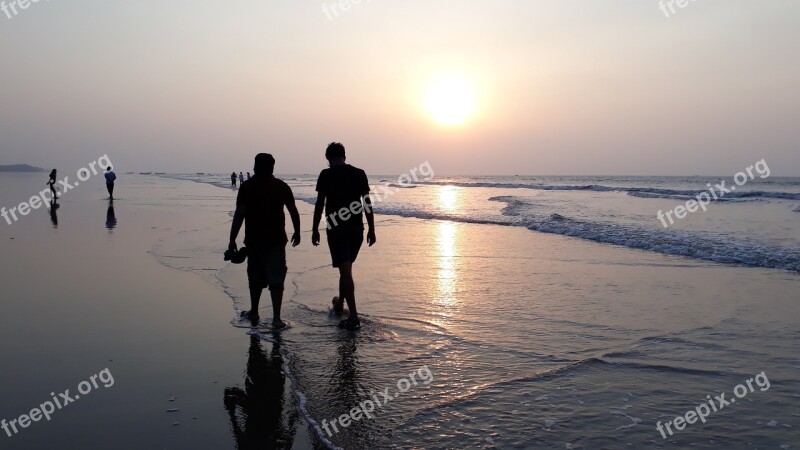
[230,154,301,329]
[312,143,376,330]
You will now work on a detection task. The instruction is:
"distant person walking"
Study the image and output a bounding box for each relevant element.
[247,172,251,181]
[47,169,59,200]
[229,154,301,329]
[104,167,117,199]
[312,142,376,330]
[231,172,238,188]
[239,172,245,184]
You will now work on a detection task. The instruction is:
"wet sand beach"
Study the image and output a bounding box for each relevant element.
[0,174,317,449]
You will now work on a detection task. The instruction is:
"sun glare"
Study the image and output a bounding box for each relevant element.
[439,185,459,212]
[423,73,477,126]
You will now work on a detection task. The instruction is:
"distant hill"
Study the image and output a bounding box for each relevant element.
[0,164,45,172]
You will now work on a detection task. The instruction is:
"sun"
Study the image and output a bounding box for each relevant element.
[423,73,477,126]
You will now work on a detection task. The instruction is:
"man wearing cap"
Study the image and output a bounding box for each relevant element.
[312,142,376,330]
[229,153,301,329]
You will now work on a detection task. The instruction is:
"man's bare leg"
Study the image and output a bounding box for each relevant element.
[338,262,358,324]
[243,287,262,323]
[270,288,285,328]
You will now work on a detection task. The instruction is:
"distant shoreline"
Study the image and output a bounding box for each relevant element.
[0,164,45,173]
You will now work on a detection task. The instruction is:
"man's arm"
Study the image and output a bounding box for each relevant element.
[286,195,302,247]
[360,170,376,246]
[229,205,245,250]
[311,194,325,246]
[364,193,376,246]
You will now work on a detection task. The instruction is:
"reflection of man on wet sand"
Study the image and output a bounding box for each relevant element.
[106,201,117,230]
[49,199,59,228]
[224,335,297,449]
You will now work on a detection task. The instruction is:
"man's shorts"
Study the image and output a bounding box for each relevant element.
[247,245,287,291]
[326,226,364,268]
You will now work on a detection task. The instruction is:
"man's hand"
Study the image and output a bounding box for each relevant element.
[312,229,321,247]
[367,228,376,247]
[291,232,301,247]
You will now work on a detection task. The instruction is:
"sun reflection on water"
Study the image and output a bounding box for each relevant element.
[435,221,458,310]
[439,185,459,212]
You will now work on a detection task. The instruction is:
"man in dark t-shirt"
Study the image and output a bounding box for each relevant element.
[230,153,301,328]
[104,167,116,199]
[312,142,376,330]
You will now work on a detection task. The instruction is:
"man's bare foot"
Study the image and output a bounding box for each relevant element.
[332,297,345,314]
[272,319,287,330]
[240,310,260,323]
[339,317,361,330]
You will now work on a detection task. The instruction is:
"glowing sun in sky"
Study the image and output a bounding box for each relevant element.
[423,73,478,126]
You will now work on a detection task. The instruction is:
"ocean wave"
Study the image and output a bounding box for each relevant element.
[535,215,798,270]
[517,210,789,272]
[415,181,800,201]
[399,354,729,423]
[298,195,800,271]
[418,180,615,191]
[297,196,514,226]
[627,190,733,201]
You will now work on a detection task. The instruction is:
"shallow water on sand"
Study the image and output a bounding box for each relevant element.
[153,174,800,449]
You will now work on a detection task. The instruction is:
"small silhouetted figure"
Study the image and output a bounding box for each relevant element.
[104,167,117,199]
[47,169,59,199]
[231,172,238,188]
[312,142,376,330]
[239,172,245,184]
[106,201,117,230]
[247,172,251,180]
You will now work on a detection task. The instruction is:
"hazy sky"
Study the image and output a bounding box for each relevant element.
[1,0,798,175]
